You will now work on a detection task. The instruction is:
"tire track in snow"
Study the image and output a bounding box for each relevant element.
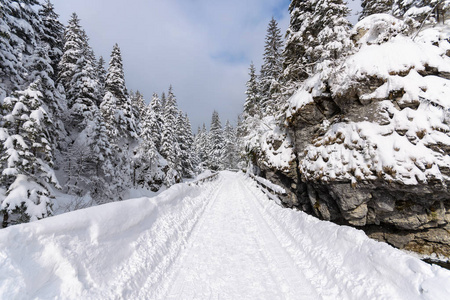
[237,178,319,299]
[102,178,223,299]
[148,176,226,299]
[163,172,291,299]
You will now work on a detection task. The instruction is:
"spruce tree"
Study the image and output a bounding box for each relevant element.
[177,113,195,178]
[38,0,64,80]
[58,13,85,100]
[208,111,225,171]
[96,56,107,105]
[0,82,60,226]
[160,86,181,185]
[259,17,284,116]
[101,43,138,145]
[134,102,159,187]
[244,63,261,119]
[360,0,394,20]
[223,120,237,169]
[393,0,449,25]
[148,93,163,150]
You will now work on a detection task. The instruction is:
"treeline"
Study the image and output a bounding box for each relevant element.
[0,1,199,226]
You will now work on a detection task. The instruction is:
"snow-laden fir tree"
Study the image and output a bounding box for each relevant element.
[194,123,209,169]
[360,0,394,20]
[279,0,353,108]
[24,45,65,146]
[207,111,225,171]
[100,43,139,195]
[133,101,161,188]
[393,0,449,26]
[96,56,107,105]
[101,43,138,145]
[0,82,60,227]
[223,120,238,170]
[160,86,182,185]
[243,63,261,120]
[58,13,84,100]
[0,0,42,98]
[148,93,163,150]
[176,113,195,178]
[259,17,284,116]
[131,90,146,128]
[38,0,64,81]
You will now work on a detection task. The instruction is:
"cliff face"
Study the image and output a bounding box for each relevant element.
[256,15,450,257]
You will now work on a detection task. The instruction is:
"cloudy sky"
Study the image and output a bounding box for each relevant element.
[52,0,361,130]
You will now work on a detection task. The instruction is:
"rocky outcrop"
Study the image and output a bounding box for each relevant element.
[255,16,450,257]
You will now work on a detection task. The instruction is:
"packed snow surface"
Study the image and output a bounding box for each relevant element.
[1,171,450,299]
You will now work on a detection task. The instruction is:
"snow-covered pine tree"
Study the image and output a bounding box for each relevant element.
[0,0,42,98]
[176,113,195,178]
[360,0,394,20]
[24,45,65,144]
[194,123,209,169]
[133,101,160,188]
[100,43,139,195]
[259,17,284,116]
[279,0,353,111]
[223,120,237,170]
[160,92,167,109]
[38,0,64,81]
[0,81,60,227]
[393,0,449,26]
[160,86,181,185]
[101,43,138,144]
[131,90,146,126]
[96,56,107,105]
[148,92,163,151]
[208,110,225,171]
[243,63,261,120]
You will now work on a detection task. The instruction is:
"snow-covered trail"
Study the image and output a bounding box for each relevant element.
[0,171,450,299]
[164,173,317,299]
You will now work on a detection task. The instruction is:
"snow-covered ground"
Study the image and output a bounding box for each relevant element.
[0,171,449,299]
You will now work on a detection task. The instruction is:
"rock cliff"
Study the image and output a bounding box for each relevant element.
[256,15,450,257]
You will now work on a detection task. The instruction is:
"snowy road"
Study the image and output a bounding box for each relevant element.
[0,171,450,299]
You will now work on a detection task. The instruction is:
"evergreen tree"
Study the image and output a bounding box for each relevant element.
[96,56,107,104]
[0,82,60,227]
[259,17,284,116]
[160,92,167,109]
[393,0,449,26]
[280,0,353,107]
[160,86,181,185]
[208,111,225,171]
[194,123,209,169]
[360,0,394,20]
[133,102,159,187]
[244,63,261,119]
[58,13,84,100]
[177,113,195,178]
[223,120,237,169]
[0,0,42,97]
[101,43,138,145]
[38,0,64,81]
[131,90,146,125]
[148,93,163,150]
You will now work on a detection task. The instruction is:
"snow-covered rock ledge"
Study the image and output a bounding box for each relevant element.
[258,16,450,258]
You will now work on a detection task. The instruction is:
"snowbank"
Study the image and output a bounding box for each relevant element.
[0,179,220,299]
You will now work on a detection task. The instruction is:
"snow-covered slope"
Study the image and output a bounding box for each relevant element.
[0,172,449,299]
